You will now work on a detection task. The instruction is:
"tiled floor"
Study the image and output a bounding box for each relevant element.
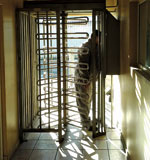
[11,126,127,160]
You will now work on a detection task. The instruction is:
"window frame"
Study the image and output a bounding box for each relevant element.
[138,0,150,74]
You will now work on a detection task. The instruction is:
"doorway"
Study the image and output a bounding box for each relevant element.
[16,5,108,142]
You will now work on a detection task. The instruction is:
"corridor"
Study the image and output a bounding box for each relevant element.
[11,126,126,160]
[1,0,150,160]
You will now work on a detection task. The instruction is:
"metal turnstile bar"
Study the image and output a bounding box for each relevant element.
[36,32,89,40]
[28,11,33,128]
[37,12,42,129]
[17,9,106,140]
[36,51,88,56]
[46,11,51,128]
[92,10,96,137]
[35,16,89,25]
[56,10,63,142]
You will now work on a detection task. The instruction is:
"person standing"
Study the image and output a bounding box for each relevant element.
[75,30,101,130]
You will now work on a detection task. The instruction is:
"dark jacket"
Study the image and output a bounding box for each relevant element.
[75,38,100,84]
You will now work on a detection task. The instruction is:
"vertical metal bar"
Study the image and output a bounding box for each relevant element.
[22,13,25,128]
[101,11,106,133]
[97,12,101,132]
[103,12,106,132]
[24,14,27,128]
[111,75,113,128]
[56,10,62,142]
[32,16,35,128]
[27,13,30,127]
[42,14,46,111]
[37,12,42,129]
[101,74,105,132]
[28,11,33,128]
[21,13,24,130]
[92,10,96,137]
[35,16,38,122]
[27,13,29,127]
[62,11,67,126]
[101,12,104,132]
[46,11,50,128]
[50,17,53,108]
[17,11,23,140]
[23,14,26,129]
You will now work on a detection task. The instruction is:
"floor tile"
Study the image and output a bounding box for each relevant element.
[29,150,57,160]
[11,125,125,160]
[107,131,121,140]
[64,131,83,140]
[82,131,107,140]
[106,128,118,132]
[34,140,59,149]
[59,140,83,150]
[18,140,37,150]
[107,140,123,150]
[66,125,82,132]
[55,148,83,160]
[11,149,32,160]
[24,132,41,140]
[82,149,109,160]
[93,135,107,140]
[39,132,58,140]
[91,140,108,150]
[109,150,127,160]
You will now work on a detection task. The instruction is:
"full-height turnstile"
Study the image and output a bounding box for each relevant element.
[16,2,120,142]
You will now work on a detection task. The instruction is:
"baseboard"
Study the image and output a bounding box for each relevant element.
[8,140,20,160]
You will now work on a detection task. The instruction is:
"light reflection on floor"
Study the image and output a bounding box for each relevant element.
[12,124,127,160]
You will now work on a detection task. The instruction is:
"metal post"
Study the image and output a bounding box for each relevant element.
[92,10,96,137]
[37,12,42,129]
[17,11,23,141]
[56,10,63,142]
[26,13,29,127]
[111,75,113,128]
[24,14,27,128]
[46,11,50,129]
[101,11,106,133]
[62,11,67,126]
[97,12,101,132]
[28,11,33,129]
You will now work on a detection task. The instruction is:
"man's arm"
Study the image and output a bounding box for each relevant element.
[78,47,90,80]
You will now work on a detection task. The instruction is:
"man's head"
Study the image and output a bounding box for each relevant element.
[91,30,101,45]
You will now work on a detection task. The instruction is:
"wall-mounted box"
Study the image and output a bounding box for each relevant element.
[105,11,120,75]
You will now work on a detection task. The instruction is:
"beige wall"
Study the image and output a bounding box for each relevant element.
[0,5,4,160]
[0,0,23,159]
[114,0,150,159]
